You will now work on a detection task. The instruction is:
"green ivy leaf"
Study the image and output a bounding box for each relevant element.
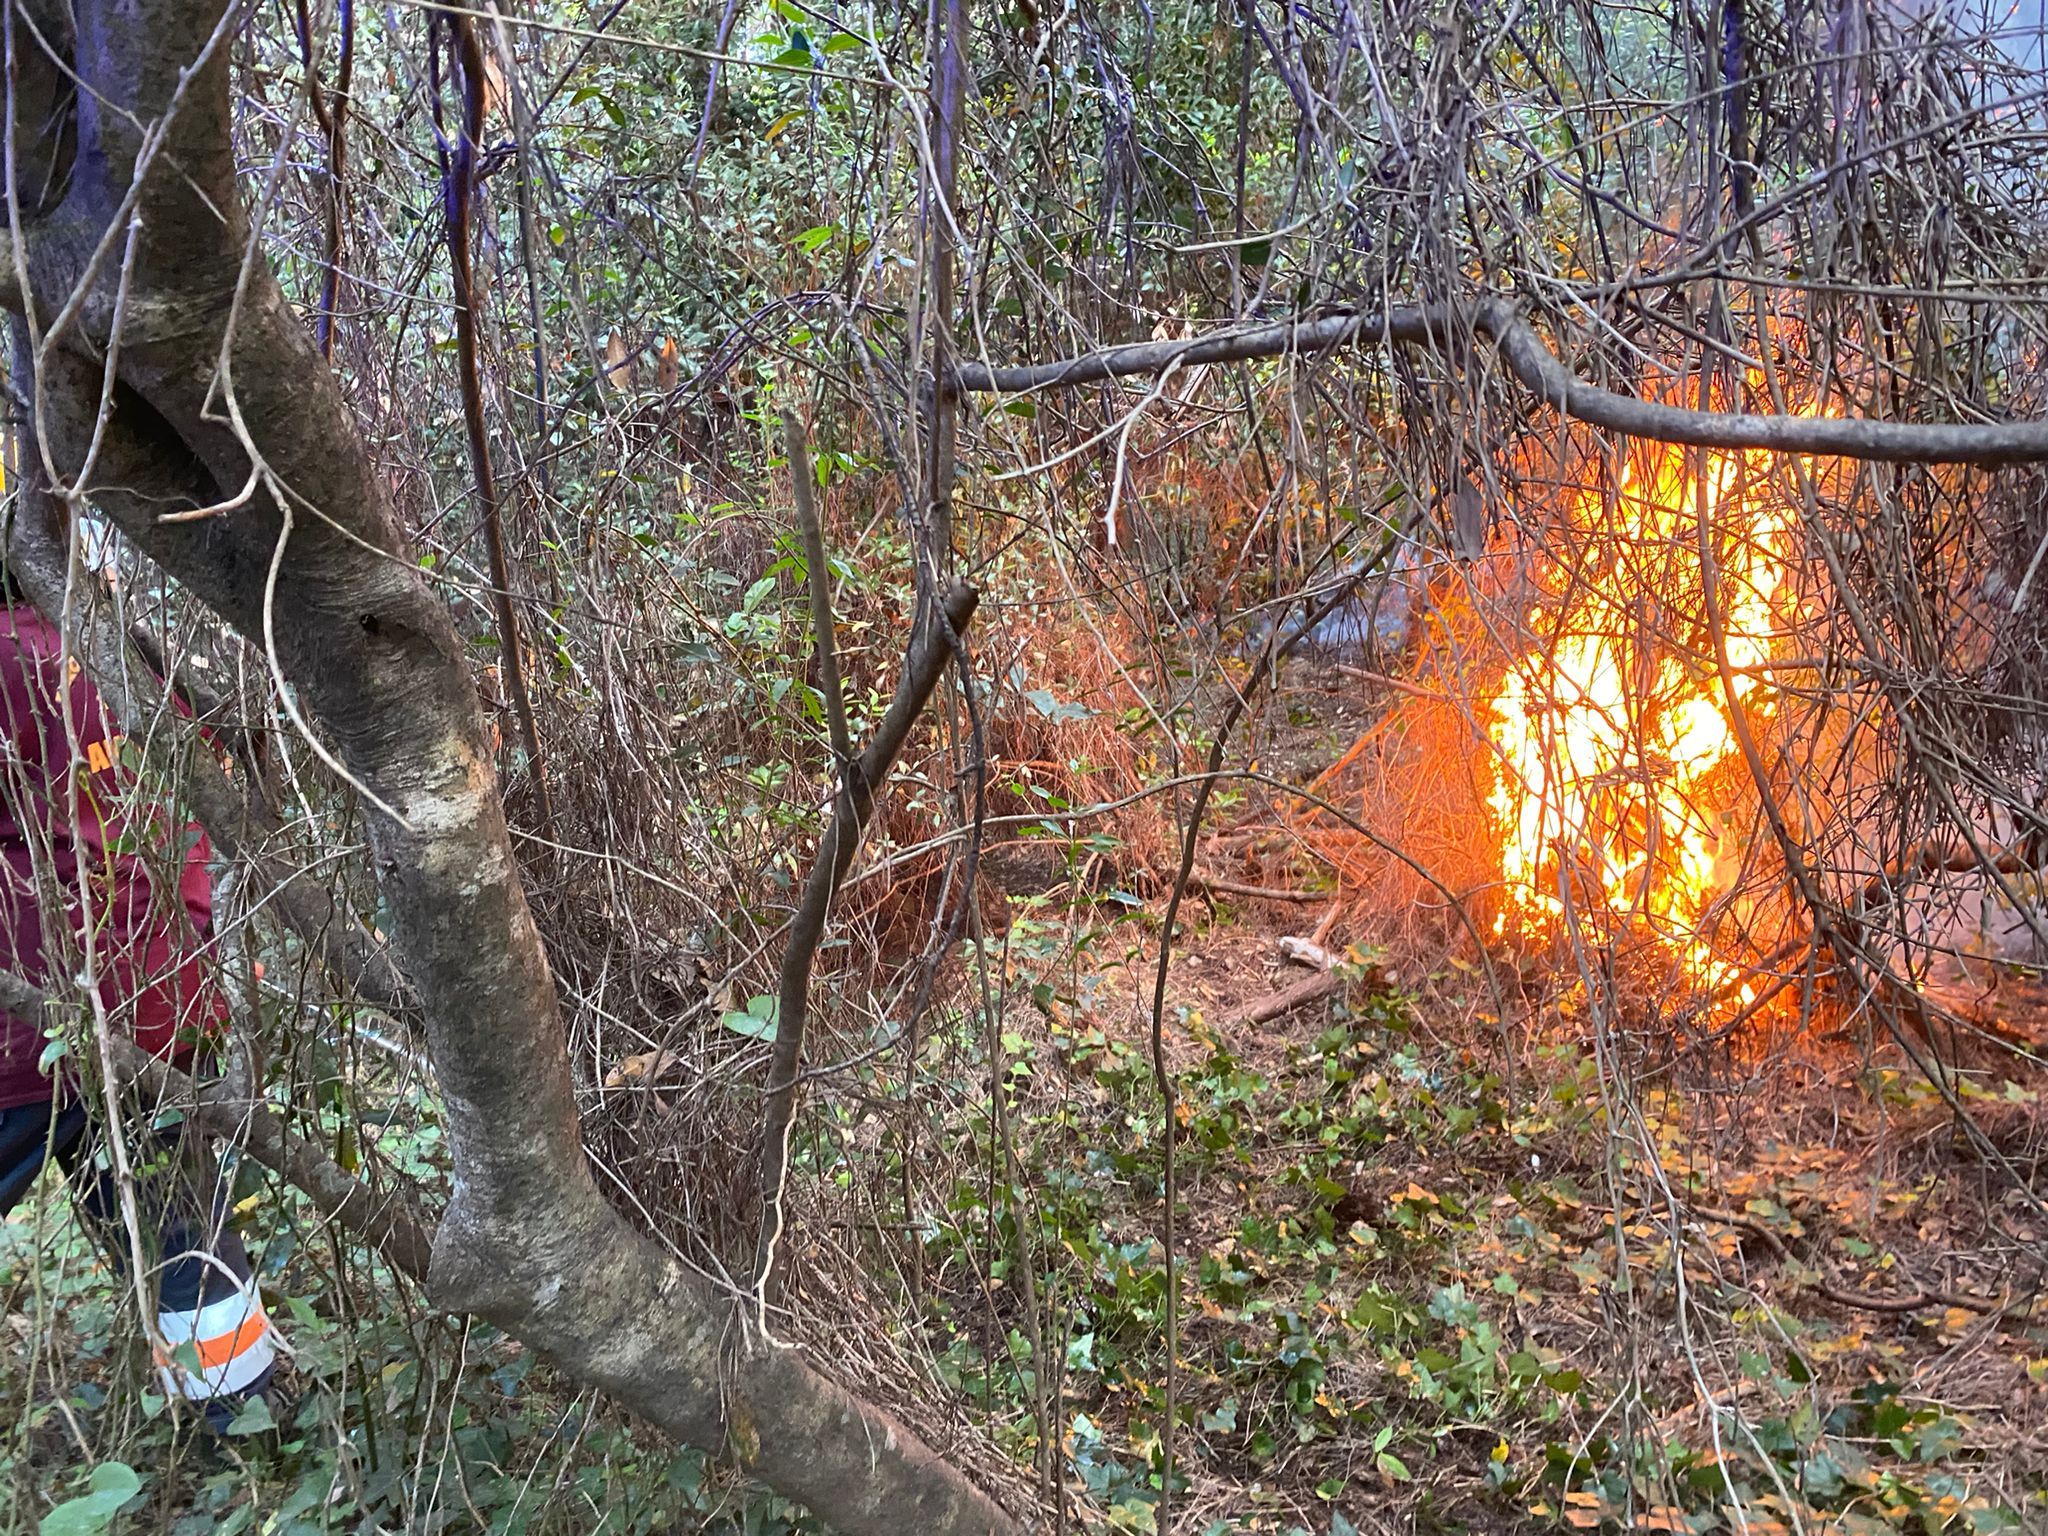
[40,1462,142,1536]
[225,1393,276,1435]
[720,995,778,1040]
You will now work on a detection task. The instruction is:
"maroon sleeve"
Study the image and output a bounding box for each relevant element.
[0,606,224,1105]
[0,607,62,1107]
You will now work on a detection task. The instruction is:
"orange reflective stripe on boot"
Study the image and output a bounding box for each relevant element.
[154,1283,277,1399]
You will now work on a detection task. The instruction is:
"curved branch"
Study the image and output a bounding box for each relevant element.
[119,1041,438,1283]
[0,968,435,1281]
[41,362,1011,1535]
[13,36,1019,1525]
[956,300,2048,464]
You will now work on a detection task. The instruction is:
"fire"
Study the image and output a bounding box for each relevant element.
[1484,429,1799,993]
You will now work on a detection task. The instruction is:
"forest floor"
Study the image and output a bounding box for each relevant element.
[923,657,2048,1535]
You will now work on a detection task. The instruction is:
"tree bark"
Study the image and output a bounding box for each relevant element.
[1,394,413,1018]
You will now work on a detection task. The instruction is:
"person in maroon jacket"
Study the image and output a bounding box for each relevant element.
[0,597,283,1432]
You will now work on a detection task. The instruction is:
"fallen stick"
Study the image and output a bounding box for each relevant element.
[1688,1204,2007,1318]
[1330,663,1449,703]
[1188,870,1327,903]
[1237,972,1339,1027]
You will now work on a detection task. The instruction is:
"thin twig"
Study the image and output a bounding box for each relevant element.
[1688,1204,2008,1318]
[295,0,353,357]
[442,13,553,833]
[782,408,851,765]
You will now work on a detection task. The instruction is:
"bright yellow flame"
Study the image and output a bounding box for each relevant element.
[1484,428,1798,989]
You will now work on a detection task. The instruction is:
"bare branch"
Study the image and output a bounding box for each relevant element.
[442,12,552,833]
[117,1041,438,1284]
[782,408,851,764]
[1687,1203,2004,1317]
[1236,971,1339,1027]
[1187,871,1327,903]
[2,396,414,1018]
[754,578,979,1299]
[957,301,2048,464]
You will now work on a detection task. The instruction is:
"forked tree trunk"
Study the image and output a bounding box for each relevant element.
[0,1,1015,1530]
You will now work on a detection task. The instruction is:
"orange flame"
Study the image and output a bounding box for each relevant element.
[1484,426,1802,994]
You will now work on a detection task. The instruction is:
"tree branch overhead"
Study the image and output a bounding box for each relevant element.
[958,300,2048,464]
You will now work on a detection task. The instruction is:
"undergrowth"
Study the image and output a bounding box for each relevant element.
[889,933,2042,1536]
[11,931,2036,1534]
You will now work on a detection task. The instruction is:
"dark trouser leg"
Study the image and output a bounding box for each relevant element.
[0,1096,89,1215]
[5,1092,279,1414]
[58,1108,259,1314]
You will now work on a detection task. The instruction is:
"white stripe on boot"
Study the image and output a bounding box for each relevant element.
[155,1282,277,1399]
